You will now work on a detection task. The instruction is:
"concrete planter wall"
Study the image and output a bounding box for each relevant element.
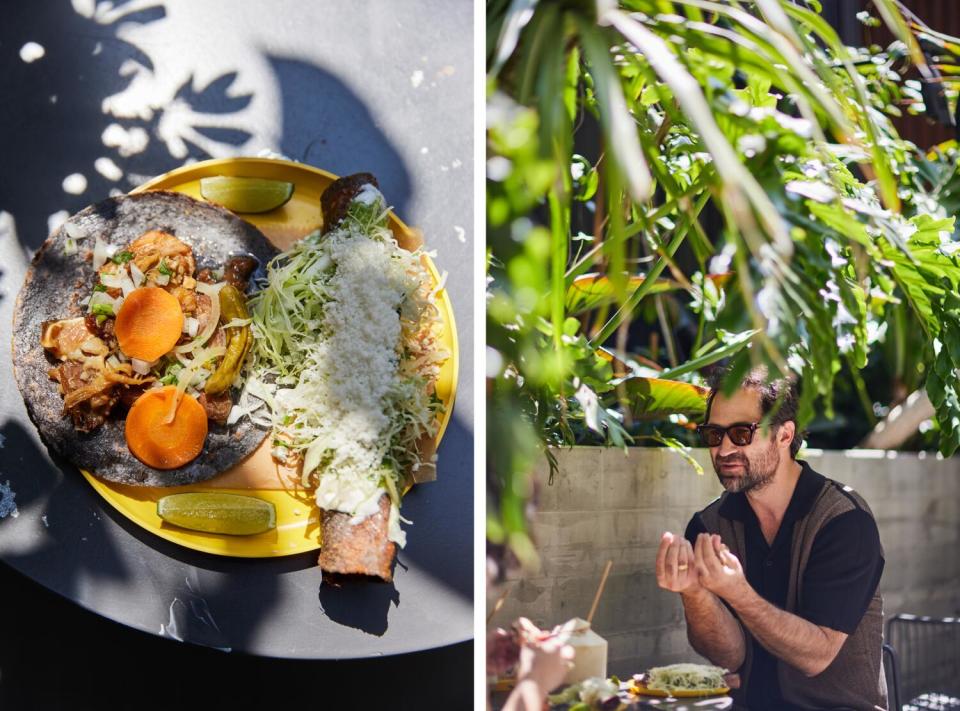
[489,447,960,677]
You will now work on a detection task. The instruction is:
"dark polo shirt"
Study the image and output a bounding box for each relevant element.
[685,461,885,710]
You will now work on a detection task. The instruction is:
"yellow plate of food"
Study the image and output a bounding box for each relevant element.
[628,663,730,698]
[14,157,457,564]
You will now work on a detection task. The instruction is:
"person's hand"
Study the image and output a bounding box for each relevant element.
[656,531,701,594]
[487,626,520,676]
[514,617,576,692]
[694,533,748,602]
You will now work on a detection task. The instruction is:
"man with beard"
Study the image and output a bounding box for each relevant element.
[656,367,886,710]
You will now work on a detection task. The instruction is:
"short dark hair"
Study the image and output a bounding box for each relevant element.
[705,365,803,458]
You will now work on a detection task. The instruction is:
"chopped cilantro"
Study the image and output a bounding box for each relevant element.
[157,258,172,276]
[93,283,107,292]
[91,303,114,317]
[111,251,134,264]
[159,362,183,385]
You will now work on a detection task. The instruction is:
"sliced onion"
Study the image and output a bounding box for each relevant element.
[99,271,136,297]
[92,235,109,270]
[131,358,153,375]
[221,317,251,329]
[129,261,145,287]
[195,281,227,298]
[183,317,199,337]
[63,222,87,240]
[164,362,194,424]
[175,282,225,354]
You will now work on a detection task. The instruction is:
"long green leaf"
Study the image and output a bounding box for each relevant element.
[617,377,709,420]
[565,274,677,315]
[658,329,760,380]
[607,9,793,258]
[873,0,932,79]
[489,0,540,75]
[576,18,653,202]
[589,191,710,347]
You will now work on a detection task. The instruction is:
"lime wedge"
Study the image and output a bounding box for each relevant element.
[199,176,294,213]
[157,492,276,535]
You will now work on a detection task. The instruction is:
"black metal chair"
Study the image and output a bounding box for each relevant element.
[886,614,960,710]
[885,642,902,711]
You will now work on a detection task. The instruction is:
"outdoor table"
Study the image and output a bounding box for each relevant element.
[0,0,473,689]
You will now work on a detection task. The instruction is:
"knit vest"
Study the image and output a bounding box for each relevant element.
[699,478,887,710]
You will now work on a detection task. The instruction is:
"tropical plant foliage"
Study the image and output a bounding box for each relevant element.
[487,0,960,567]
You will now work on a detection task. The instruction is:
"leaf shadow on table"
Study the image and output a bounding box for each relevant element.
[267,55,413,220]
[0,419,133,597]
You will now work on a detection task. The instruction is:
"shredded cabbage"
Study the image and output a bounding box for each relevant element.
[645,664,728,692]
[239,207,446,543]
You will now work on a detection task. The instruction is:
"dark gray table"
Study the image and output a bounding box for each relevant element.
[0,0,472,667]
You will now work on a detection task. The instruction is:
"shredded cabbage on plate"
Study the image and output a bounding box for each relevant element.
[233,186,447,545]
[644,663,728,692]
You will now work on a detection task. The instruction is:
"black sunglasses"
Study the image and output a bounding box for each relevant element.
[697,422,760,447]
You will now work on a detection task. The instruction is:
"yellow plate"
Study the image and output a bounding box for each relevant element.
[81,157,459,558]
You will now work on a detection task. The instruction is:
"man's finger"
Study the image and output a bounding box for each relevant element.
[666,536,681,580]
[719,546,739,572]
[699,533,722,574]
[677,540,689,578]
[693,536,710,579]
[656,532,673,581]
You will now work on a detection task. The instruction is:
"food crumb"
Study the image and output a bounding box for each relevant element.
[41,515,49,528]
[0,481,18,519]
[454,226,466,243]
[410,70,424,88]
[62,173,88,195]
[420,146,429,155]
[19,42,45,63]
[452,159,462,169]
[94,157,123,181]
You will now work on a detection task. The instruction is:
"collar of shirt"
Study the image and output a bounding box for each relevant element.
[717,459,826,526]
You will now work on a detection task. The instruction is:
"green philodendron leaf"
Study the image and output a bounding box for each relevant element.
[617,376,709,421]
[565,273,677,315]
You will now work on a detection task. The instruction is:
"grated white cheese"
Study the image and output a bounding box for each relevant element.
[243,218,445,546]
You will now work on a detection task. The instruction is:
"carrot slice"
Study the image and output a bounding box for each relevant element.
[115,287,184,361]
[125,386,208,469]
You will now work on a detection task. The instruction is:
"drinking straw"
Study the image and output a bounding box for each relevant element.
[586,559,614,625]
